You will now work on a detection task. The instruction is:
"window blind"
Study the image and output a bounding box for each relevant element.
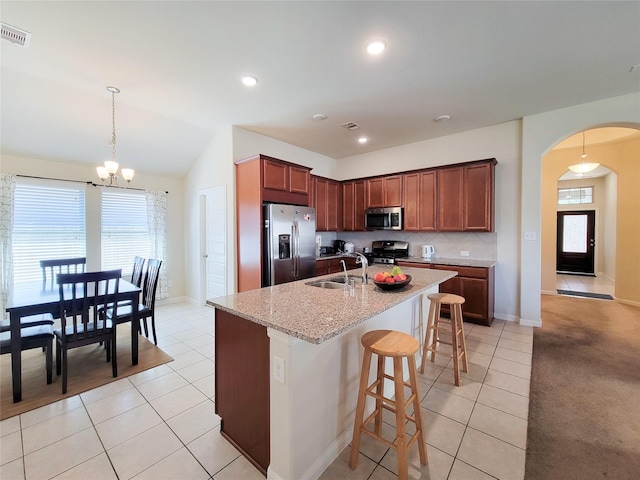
[101,190,149,277]
[13,182,86,285]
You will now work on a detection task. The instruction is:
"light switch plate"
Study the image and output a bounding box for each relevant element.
[460,251,469,257]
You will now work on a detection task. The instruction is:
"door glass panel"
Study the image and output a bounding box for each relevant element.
[562,215,587,253]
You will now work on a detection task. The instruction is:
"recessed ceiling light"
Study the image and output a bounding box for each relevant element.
[434,115,451,122]
[358,137,368,144]
[312,113,327,121]
[366,39,386,55]
[241,76,258,86]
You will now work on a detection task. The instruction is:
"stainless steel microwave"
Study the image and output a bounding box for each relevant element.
[365,207,403,230]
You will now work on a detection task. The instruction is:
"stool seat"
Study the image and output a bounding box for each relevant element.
[362,330,419,357]
[421,293,468,386]
[427,292,465,305]
[351,330,427,480]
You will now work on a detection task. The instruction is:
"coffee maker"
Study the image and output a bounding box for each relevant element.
[333,240,346,252]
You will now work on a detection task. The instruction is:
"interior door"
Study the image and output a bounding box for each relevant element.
[556,210,595,274]
[200,186,227,304]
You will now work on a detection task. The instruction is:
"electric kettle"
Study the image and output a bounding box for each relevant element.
[421,245,435,259]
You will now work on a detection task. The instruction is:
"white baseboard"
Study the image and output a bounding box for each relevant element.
[494,312,519,322]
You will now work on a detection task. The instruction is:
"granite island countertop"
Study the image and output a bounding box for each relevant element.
[207,265,456,344]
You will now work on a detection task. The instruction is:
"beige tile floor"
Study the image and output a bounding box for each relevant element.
[1,301,533,480]
[556,273,615,297]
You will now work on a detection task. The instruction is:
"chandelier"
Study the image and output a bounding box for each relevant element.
[568,131,600,174]
[97,86,134,186]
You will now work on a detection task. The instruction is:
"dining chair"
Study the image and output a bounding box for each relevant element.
[0,313,54,333]
[108,259,162,345]
[0,324,54,384]
[54,269,122,394]
[40,257,87,288]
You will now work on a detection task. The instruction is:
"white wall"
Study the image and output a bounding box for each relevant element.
[337,121,522,322]
[183,127,337,302]
[521,92,640,325]
[1,154,186,298]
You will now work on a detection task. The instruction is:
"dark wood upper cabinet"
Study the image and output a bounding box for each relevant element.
[437,167,465,231]
[262,157,311,202]
[341,180,366,231]
[366,175,403,208]
[464,162,495,231]
[403,171,436,231]
[437,160,495,232]
[313,176,340,232]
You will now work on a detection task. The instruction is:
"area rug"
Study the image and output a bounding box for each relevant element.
[525,295,640,479]
[556,289,613,300]
[0,328,173,421]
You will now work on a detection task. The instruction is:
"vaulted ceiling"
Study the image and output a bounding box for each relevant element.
[2,1,639,177]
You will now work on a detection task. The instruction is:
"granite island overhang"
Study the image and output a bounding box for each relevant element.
[207,265,457,479]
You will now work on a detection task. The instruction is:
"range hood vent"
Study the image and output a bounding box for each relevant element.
[1,23,31,47]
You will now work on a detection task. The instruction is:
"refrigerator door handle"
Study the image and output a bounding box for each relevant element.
[293,220,299,278]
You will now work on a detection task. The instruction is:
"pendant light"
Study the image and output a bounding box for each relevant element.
[568,131,600,174]
[97,86,134,186]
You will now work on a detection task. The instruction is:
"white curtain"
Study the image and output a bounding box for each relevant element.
[0,174,16,319]
[145,190,168,299]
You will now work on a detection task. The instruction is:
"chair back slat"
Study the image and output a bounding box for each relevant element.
[142,259,162,310]
[131,256,145,287]
[41,257,87,287]
[57,270,121,344]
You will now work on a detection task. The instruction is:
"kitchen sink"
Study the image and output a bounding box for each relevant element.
[305,281,346,289]
[306,275,365,289]
[327,275,365,284]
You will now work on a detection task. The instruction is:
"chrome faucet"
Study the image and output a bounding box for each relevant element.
[354,253,368,285]
[340,259,349,284]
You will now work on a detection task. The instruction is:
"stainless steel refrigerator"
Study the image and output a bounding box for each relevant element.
[263,203,316,286]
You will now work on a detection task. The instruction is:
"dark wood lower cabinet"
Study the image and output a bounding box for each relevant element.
[215,309,270,475]
[396,262,495,326]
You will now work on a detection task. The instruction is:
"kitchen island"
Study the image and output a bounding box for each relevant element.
[208,265,456,480]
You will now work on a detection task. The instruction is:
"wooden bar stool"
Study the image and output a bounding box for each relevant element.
[350,330,427,480]
[420,293,468,386]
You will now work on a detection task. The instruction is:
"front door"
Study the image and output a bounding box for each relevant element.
[556,210,595,274]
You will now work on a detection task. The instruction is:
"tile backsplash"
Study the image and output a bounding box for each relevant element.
[317,231,497,261]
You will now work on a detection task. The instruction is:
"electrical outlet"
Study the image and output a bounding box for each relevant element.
[273,356,285,384]
[460,251,469,257]
[524,231,537,241]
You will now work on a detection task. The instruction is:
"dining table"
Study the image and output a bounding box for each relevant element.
[5,278,141,403]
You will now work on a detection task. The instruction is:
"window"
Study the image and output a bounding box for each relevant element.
[13,181,86,285]
[101,190,149,277]
[557,187,593,205]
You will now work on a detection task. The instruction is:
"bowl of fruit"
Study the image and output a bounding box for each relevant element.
[372,266,412,291]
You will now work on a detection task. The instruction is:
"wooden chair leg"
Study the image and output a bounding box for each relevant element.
[56,341,62,376]
[111,333,118,377]
[151,315,158,345]
[456,305,469,372]
[374,353,384,435]
[62,347,68,394]
[408,355,428,466]
[393,356,408,480]
[451,307,461,386]
[45,340,53,384]
[420,299,438,373]
[350,348,373,470]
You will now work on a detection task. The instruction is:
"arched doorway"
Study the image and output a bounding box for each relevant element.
[541,127,637,300]
[519,93,640,326]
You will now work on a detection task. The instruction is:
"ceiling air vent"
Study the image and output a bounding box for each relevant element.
[341,121,361,131]
[1,23,31,47]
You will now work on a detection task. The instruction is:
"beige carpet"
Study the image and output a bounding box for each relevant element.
[1,329,173,421]
[525,295,640,479]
